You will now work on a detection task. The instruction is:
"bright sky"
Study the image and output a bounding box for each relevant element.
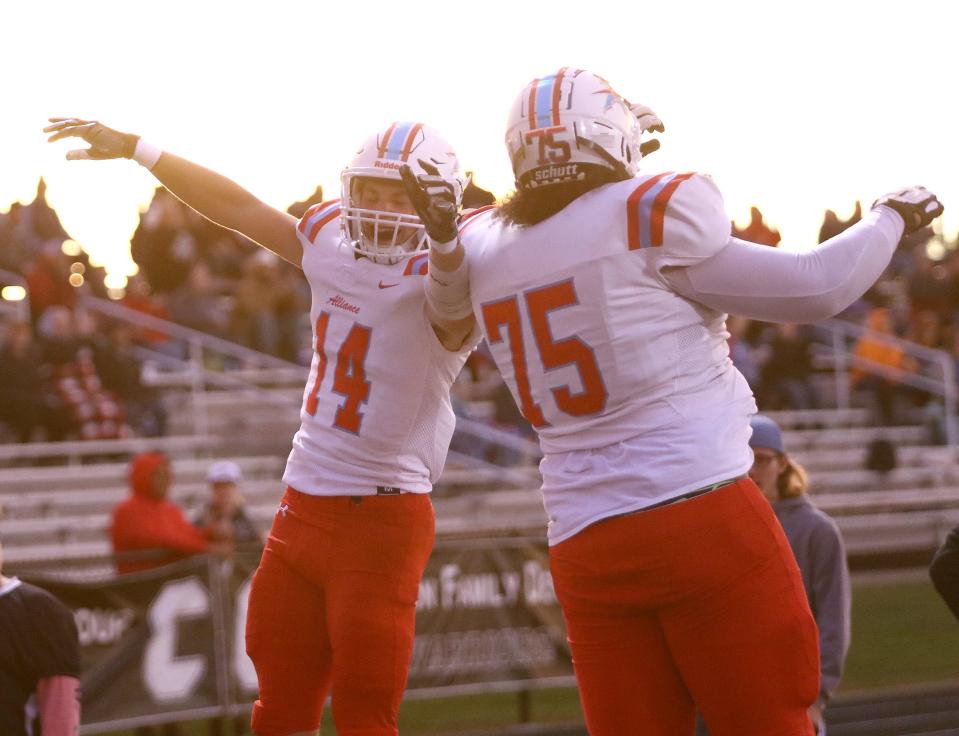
[3,0,957,283]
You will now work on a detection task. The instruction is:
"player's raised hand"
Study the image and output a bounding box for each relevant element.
[628,102,665,158]
[399,159,458,245]
[872,186,944,235]
[44,117,138,161]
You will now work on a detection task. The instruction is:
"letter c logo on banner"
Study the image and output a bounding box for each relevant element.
[143,577,210,702]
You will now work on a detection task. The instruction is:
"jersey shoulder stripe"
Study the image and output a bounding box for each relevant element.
[458,205,496,236]
[403,252,429,276]
[297,199,341,244]
[626,172,695,249]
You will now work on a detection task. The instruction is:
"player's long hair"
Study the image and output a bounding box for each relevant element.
[496,168,629,227]
[777,455,809,499]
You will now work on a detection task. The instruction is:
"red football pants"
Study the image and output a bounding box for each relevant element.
[549,478,819,736]
[245,488,434,736]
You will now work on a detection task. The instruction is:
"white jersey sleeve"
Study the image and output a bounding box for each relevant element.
[641,172,731,269]
[663,207,904,322]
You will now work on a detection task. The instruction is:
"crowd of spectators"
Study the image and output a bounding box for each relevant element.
[731,205,959,435]
[0,179,957,446]
[0,179,321,443]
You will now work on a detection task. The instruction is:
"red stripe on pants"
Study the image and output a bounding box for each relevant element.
[246,487,435,736]
[548,478,818,736]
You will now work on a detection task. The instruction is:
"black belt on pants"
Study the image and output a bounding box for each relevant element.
[349,485,405,503]
[620,474,747,518]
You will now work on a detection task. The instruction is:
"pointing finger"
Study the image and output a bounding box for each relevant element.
[43,118,90,133]
[47,129,83,143]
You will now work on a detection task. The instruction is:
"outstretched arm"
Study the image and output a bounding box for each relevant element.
[664,187,944,322]
[45,118,302,267]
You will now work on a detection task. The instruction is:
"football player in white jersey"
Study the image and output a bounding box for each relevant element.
[46,117,478,736]
[402,68,944,736]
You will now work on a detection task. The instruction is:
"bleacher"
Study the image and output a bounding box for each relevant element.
[0,304,957,735]
[4,399,957,573]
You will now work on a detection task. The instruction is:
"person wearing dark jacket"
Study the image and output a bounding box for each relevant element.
[0,534,80,736]
[110,452,231,574]
[929,523,959,620]
[748,415,851,734]
[194,460,263,547]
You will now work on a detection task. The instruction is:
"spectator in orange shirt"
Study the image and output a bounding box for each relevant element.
[851,307,919,425]
[110,452,231,574]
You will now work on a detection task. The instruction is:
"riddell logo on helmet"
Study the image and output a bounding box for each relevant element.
[374,160,403,170]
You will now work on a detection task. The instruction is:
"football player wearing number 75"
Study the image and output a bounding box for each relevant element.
[46,117,479,736]
[401,67,944,736]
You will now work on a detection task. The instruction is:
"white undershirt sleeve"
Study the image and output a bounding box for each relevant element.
[662,207,904,322]
[424,253,473,320]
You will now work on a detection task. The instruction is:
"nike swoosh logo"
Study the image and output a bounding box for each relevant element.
[378,281,399,289]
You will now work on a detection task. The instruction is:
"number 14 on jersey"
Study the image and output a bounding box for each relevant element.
[304,311,372,435]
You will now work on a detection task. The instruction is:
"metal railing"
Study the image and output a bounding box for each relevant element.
[817,318,958,446]
[80,295,308,438]
[78,296,541,467]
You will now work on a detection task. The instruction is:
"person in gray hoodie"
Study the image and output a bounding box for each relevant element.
[748,414,852,734]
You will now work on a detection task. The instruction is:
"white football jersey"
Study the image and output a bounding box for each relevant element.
[460,173,757,542]
[282,201,475,496]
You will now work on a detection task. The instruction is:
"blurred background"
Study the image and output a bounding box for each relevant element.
[1,1,957,734]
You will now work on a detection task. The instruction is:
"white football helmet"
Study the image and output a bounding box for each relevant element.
[505,68,642,190]
[341,122,467,263]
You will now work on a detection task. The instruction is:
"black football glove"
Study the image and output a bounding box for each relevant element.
[872,186,944,235]
[44,117,138,160]
[399,159,458,244]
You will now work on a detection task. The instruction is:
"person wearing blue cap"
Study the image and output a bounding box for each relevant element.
[748,415,851,735]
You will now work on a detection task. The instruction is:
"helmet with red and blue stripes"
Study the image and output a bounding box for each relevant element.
[505,68,642,190]
[341,122,466,264]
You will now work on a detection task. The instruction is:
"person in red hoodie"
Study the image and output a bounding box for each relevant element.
[110,452,231,574]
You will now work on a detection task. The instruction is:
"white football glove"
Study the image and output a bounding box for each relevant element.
[44,117,138,160]
[872,186,944,235]
[628,102,665,158]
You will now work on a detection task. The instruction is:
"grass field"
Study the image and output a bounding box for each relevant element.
[841,576,958,690]
[107,576,957,735]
